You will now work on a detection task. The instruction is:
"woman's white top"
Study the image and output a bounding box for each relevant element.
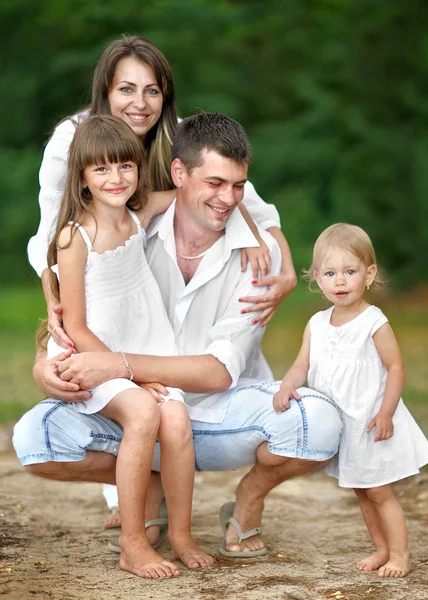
[47,209,183,413]
[28,112,281,277]
[308,305,428,488]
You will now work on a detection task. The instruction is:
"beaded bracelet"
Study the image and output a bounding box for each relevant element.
[120,352,134,381]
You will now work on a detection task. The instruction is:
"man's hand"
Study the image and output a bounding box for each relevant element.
[48,304,74,350]
[36,349,91,402]
[367,412,394,442]
[273,384,301,414]
[239,272,297,327]
[56,351,123,389]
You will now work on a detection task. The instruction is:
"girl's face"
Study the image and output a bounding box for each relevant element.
[82,161,138,209]
[315,248,376,310]
[108,57,164,140]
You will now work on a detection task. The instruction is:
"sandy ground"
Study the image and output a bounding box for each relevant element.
[0,427,427,600]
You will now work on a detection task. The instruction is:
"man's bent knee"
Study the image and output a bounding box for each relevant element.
[25,461,76,481]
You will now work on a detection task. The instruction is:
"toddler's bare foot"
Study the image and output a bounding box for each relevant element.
[170,535,215,569]
[378,553,410,578]
[357,549,389,571]
[120,537,180,579]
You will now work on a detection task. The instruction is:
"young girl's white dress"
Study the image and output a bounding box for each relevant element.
[308,305,428,488]
[47,209,183,413]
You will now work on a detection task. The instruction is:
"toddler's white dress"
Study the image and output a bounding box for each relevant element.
[47,209,183,413]
[308,305,428,488]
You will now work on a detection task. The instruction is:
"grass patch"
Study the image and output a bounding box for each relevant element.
[0,285,427,432]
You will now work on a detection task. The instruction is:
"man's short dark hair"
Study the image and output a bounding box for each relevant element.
[171,112,252,173]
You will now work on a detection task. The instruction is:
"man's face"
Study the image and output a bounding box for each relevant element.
[175,150,248,232]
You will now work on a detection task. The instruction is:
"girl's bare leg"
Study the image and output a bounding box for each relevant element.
[354,488,389,571]
[100,391,180,579]
[364,484,410,577]
[157,401,215,569]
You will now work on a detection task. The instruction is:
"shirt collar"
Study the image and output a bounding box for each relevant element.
[147,199,260,251]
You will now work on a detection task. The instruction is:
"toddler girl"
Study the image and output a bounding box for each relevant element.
[273,223,428,578]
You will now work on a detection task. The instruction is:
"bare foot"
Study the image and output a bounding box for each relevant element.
[104,505,121,529]
[170,536,215,569]
[357,549,389,571]
[378,553,410,578]
[120,537,180,579]
[225,497,265,554]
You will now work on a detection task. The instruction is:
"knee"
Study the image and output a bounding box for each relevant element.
[121,392,160,434]
[25,461,70,481]
[158,403,192,446]
[365,486,391,505]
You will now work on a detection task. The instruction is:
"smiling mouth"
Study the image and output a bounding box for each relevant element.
[105,187,127,194]
[207,204,231,216]
[126,114,149,122]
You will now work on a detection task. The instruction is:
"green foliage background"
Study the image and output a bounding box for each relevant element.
[1,0,427,287]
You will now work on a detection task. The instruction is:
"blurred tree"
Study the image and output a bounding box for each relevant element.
[0,0,427,288]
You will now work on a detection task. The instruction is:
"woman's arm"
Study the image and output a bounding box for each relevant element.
[367,323,405,442]
[273,323,311,413]
[137,189,176,229]
[57,226,110,353]
[238,203,271,278]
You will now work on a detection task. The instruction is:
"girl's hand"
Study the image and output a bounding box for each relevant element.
[239,273,297,327]
[48,304,74,350]
[241,240,271,280]
[39,349,91,402]
[367,412,394,442]
[139,382,169,404]
[273,385,301,413]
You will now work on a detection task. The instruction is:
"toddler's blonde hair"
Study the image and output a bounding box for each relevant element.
[303,223,385,290]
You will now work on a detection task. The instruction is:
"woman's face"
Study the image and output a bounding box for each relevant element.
[108,56,164,140]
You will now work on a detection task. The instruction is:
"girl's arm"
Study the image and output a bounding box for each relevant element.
[57,226,110,354]
[367,322,405,442]
[137,189,176,229]
[273,322,311,413]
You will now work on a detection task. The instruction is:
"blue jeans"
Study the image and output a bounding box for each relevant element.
[13,383,342,470]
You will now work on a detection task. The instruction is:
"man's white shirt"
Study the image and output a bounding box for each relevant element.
[146,200,281,424]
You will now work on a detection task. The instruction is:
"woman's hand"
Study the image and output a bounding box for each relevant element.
[239,272,297,327]
[139,382,169,404]
[240,240,271,280]
[48,304,74,350]
[35,349,91,402]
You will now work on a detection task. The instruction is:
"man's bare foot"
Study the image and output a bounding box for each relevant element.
[357,549,389,571]
[224,497,265,554]
[120,538,180,579]
[378,553,410,578]
[104,506,121,529]
[170,535,215,569]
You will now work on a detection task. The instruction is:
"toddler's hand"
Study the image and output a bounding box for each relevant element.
[367,412,394,442]
[273,385,300,413]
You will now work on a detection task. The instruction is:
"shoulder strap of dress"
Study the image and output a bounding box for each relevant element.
[127,208,142,233]
[68,221,93,251]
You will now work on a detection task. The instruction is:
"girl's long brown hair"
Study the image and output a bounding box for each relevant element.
[36,115,148,349]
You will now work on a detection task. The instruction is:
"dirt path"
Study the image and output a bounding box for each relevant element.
[0,429,427,600]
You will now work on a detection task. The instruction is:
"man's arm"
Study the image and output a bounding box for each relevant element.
[56,352,232,393]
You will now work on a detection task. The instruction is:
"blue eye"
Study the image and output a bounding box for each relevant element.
[325,271,334,277]
[146,88,160,96]
[346,269,355,275]
[119,87,132,93]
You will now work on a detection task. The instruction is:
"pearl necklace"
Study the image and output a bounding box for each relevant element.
[176,248,210,260]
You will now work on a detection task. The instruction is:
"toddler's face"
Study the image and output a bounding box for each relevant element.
[315,248,376,308]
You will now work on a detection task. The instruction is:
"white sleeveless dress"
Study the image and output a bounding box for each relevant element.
[308,305,428,488]
[47,209,183,413]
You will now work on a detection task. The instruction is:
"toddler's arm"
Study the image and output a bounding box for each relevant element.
[273,322,310,413]
[56,226,110,354]
[367,323,405,442]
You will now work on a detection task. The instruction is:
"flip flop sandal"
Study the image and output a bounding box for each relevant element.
[219,501,266,558]
[107,498,169,553]
[107,517,168,553]
[104,506,121,530]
